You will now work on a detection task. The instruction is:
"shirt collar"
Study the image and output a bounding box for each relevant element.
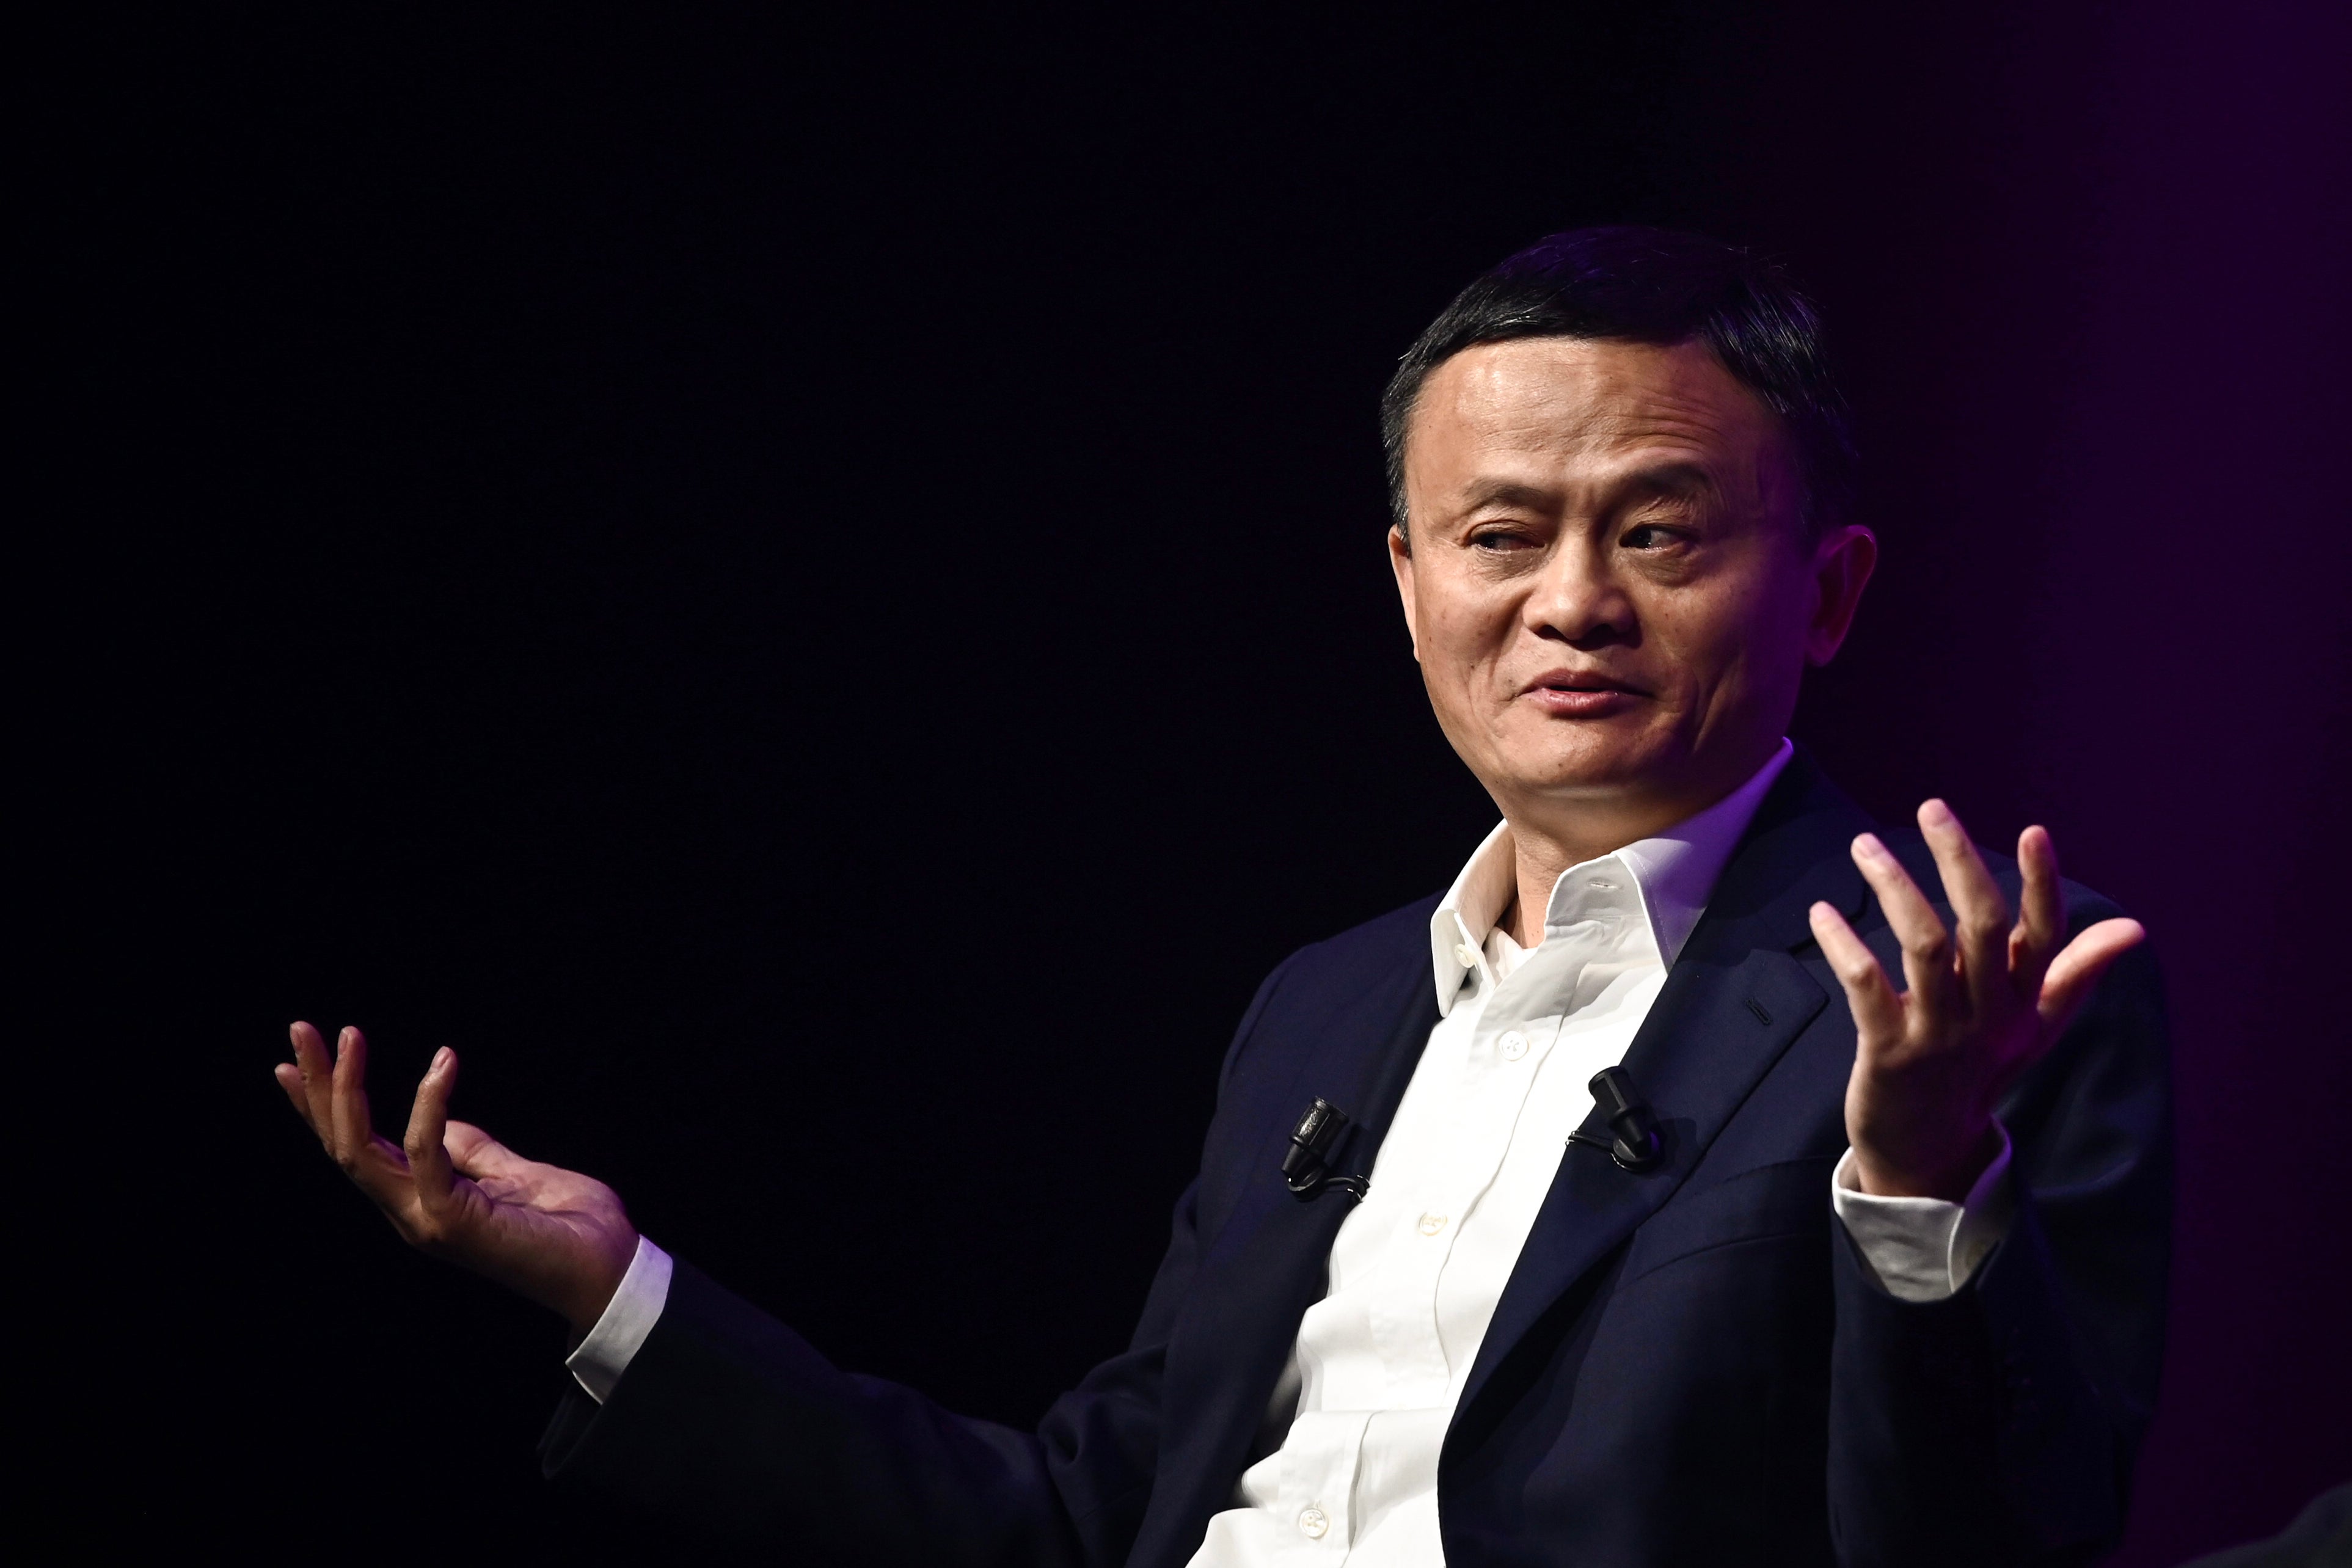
[1427,740,1794,1015]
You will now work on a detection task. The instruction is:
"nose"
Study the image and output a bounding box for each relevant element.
[1526,538,1637,649]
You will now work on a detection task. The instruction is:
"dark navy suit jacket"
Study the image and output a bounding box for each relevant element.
[541,756,2172,1565]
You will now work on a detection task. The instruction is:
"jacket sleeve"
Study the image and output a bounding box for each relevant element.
[1826,910,2173,1566]
[536,952,1300,1563]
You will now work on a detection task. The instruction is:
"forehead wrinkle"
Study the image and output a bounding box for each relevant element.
[1419,341,1775,514]
[1445,347,1747,447]
[1453,403,1745,508]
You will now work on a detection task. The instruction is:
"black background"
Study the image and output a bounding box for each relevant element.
[35,4,2351,1561]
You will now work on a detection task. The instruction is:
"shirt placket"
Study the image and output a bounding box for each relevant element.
[1364,992,1554,1404]
[1273,1409,1371,1558]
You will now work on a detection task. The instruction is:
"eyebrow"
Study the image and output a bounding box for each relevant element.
[1456,461,1720,515]
[1612,461,1718,503]
[1458,479,1561,512]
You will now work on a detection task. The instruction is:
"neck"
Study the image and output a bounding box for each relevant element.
[1496,746,1781,948]
[1502,829,1618,949]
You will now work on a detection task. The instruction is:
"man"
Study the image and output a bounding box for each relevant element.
[276,227,2169,1564]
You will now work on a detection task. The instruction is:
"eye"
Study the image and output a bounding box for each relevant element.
[1468,527,1538,553]
[1620,522,1691,550]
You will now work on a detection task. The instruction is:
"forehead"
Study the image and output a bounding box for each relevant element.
[1406,336,1783,492]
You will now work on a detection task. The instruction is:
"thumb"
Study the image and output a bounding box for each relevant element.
[444,1118,530,1181]
[2037,917,2146,1037]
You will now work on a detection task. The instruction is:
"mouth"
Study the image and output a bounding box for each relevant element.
[1519,669,1650,717]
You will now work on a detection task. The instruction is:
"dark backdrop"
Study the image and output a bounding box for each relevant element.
[37,4,2348,1561]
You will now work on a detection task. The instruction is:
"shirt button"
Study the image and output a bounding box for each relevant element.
[1298,1506,1329,1539]
[1418,1212,1448,1236]
[1499,1030,1528,1060]
[1453,943,1478,967]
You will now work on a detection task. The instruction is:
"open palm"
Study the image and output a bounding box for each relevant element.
[1808,800,2146,1200]
[276,1021,639,1333]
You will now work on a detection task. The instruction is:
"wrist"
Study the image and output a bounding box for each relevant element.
[558,1229,640,1336]
[1853,1124,2000,1203]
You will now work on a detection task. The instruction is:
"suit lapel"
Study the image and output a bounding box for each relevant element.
[1194,954,1439,1278]
[1451,754,1872,1426]
[1141,929,1442,1550]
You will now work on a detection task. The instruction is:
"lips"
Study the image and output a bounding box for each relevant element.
[1522,668,1646,696]
[1519,669,1649,717]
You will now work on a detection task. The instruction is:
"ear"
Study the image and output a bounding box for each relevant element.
[1387,525,1422,662]
[1804,523,1877,666]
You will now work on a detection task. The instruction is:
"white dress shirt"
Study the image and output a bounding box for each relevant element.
[569,740,2013,1567]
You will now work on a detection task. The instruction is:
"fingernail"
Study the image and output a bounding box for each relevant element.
[1921,798,1955,826]
[432,1047,452,1073]
[1853,833,1887,859]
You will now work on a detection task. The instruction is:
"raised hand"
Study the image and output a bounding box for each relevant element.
[1807,800,2146,1202]
[275,1022,639,1333]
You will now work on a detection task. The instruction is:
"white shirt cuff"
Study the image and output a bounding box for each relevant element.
[564,1236,674,1404]
[1830,1126,2015,1303]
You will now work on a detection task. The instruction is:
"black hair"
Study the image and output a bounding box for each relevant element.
[1379,225,1857,537]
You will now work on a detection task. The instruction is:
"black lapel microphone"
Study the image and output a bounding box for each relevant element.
[1568,1065,1665,1172]
[1284,1098,1370,1202]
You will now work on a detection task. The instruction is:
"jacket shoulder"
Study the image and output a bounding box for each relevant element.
[1216,892,1441,1090]
[1274,891,1443,997]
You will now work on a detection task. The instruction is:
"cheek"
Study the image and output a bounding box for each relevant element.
[1644,586,1747,665]
[1420,577,1516,673]
[1640,580,1795,691]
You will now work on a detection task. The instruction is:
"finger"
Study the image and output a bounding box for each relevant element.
[2037,917,2146,1038]
[1808,900,1907,1047]
[1850,833,1956,1013]
[443,1120,530,1181]
[328,1026,384,1172]
[2011,825,2064,991]
[272,1062,315,1129]
[289,1022,337,1150]
[404,1048,459,1222]
[1916,800,2012,988]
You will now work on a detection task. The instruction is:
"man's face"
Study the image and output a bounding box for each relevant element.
[1390,336,1872,831]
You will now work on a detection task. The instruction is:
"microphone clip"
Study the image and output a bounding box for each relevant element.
[1284,1098,1370,1203]
[1568,1065,1665,1173]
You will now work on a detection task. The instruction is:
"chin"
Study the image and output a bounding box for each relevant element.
[1502,740,1678,800]
[1494,712,1672,779]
